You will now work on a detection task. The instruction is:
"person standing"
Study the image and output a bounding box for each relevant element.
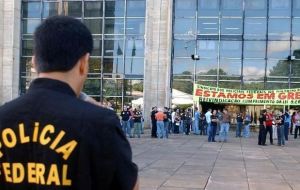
[265,109,274,145]
[283,110,291,141]
[163,107,171,138]
[205,109,212,137]
[243,111,251,138]
[208,110,218,142]
[276,110,285,146]
[258,110,267,146]
[216,109,223,135]
[151,107,158,138]
[200,112,207,135]
[0,16,138,189]
[171,109,176,133]
[236,112,243,138]
[155,108,167,138]
[294,110,300,139]
[185,109,193,135]
[193,107,200,135]
[291,112,296,135]
[121,106,132,137]
[219,109,231,142]
[133,108,143,138]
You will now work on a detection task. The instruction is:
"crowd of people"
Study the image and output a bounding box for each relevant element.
[258,109,300,146]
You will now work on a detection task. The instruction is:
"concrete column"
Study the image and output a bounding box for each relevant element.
[0,0,21,105]
[143,0,173,127]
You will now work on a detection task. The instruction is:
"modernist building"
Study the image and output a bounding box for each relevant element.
[0,0,300,125]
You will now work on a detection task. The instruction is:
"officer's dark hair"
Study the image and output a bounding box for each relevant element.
[33,16,93,73]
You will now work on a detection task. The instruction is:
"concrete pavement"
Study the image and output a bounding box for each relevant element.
[129,133,300,190]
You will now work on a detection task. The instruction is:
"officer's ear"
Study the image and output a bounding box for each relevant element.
[78,53,90,76]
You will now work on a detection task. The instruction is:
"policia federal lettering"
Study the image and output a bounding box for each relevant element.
[0,122,77,186]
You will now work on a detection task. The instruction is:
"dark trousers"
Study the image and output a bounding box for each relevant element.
[258,125,266,145]
[284,122,289,140]
[294,125,300,139]
[265,126,273,144]
[290,122,294,135]
[208,124,217,142]
[199,122,205,135]
[185,120,191,135]
[151,120,157,137]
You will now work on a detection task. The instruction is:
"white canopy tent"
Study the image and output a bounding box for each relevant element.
[131,89,194,106]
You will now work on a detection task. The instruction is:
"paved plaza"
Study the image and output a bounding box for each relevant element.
[130,132,300,190]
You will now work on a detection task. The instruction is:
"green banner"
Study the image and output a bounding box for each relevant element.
[193,84,300,105]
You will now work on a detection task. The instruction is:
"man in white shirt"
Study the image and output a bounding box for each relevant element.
[205,109,212,136]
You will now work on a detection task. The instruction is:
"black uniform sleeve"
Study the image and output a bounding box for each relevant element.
[110,115,138,190]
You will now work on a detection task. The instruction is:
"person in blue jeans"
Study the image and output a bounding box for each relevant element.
[208,110,217,142]
[275,111,285,146]
[236,112,243,137]
[193,107,200,135]
[219,109,231,142]
[120,106,132,137]
[205,109,212,138]
[243,111,251,138]
[283,110,291,141]
[133,108,142,138]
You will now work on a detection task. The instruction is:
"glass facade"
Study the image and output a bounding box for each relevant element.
[20,0,146,111]
[173,0,300,95]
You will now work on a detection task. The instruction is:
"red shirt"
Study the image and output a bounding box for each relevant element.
[265,113,273,127]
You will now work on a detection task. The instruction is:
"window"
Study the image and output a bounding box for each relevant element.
[174,40,196,57]
[126,18,145,34]
[173,58,194,74]
[103,58,124,74]
[244,18,267,40]
[220,41,242,58]
[268,18,290,40]
[243,59,266,81]
[105,1,125,17]
[267,41,290,59]
[88,58,102,73]
[198,18,219,35]
[84,1,103,17]
[22,19,41,34]
[127,0,146,17]
[174,18,196,35]
[198,0,219,17]
[195,59,218,75]
[125,58,144,75]
[267,59,289,77]
[269,0,291,17]
[292,41,300,59]
[84,19,102,34]
[221,18,243,35]
[43,2,59,18]
[198,40,218,58]
[219,59,241,76]
[293,18,300,40]
[22,40,33,56]
[105,18,124,34]
[293,0,300,16]
[221,0,243,17]
[245,0,267,17]
[175,0,196,18]
[243,41,266,58]
[104,39,124,57]
[91,39,102,56]
[22,2,41,18]
[125,39,144,57]
[63,1,82,17]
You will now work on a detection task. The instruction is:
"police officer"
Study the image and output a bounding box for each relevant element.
[258,110,267,146]
[0,16,138,190]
